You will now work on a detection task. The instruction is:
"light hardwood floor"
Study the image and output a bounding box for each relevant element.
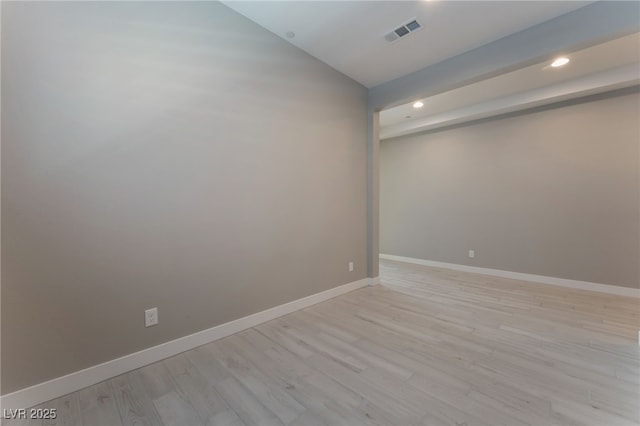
[5,259,639,425]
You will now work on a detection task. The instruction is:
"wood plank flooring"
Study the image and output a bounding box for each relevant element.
[4,259,639,425]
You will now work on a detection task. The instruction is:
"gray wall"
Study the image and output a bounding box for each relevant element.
[380,92,640,289]
[1,2,367,394]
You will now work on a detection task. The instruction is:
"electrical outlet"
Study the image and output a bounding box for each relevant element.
[468,250,475,258]
[145,307,158,327]
[349,261,354,272]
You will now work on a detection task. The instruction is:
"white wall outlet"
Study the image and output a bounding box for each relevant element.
[145,307,158,327]
[468,250,475,258]
[349,261,354,272]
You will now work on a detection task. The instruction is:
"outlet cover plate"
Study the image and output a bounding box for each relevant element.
[145,308,158,327]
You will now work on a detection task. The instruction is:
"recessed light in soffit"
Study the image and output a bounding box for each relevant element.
[550,57,570,67]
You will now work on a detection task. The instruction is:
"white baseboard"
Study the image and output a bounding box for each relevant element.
[368,276,380,286]
[0,278,369,410]
[380,254,640,298]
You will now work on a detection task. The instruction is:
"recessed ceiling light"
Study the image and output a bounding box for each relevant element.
[286,31,295,39]
[413,101,424,108]
[550,57,569,68]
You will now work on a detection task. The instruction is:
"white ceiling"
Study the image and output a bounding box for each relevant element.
[222,1,593,88]
[380,32,640,137]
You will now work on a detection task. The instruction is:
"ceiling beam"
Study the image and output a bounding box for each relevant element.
[368,1,640,111]
[380,65,640,140]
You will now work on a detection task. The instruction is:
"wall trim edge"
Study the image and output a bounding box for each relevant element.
[0,277,370,410]
[379,254,640,298]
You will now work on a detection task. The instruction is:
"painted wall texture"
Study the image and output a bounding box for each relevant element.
[2,2,368,393]
[381,92,640,289]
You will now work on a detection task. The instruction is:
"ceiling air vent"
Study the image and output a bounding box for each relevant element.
[384,18,422,43]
